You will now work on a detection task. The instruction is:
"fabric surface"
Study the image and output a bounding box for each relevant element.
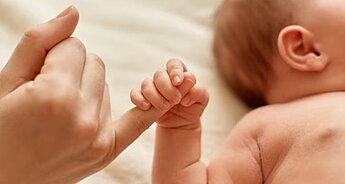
[0,0,249,183]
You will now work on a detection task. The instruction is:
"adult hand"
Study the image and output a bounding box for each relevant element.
[0,6,165,183]
[0,6,107,183]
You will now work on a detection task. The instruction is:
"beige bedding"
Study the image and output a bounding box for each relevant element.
[0,0,249,183]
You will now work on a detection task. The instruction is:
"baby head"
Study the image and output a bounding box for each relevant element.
[214,0,345,107]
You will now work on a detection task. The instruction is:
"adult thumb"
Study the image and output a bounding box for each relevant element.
[0,6,79,97]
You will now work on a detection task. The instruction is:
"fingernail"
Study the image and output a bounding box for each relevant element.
[56,6,73,18]
[173,76,181,85]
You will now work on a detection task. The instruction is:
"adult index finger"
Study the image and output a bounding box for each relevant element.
[40,37,86,87]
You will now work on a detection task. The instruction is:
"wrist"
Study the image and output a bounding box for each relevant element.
[157,119,202,130]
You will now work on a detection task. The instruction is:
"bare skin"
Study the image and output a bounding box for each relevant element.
[131,59,208,183]
[0,6,166,183]
[130,1,345,183]
[132,61,345,184]
[209,92,345,184]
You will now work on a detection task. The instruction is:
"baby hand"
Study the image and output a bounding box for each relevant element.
[130,59,209,129]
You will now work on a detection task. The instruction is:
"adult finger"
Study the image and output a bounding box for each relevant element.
[166,58,187,86]
[91,83,115,162]
[112,72,197,157]
[0,6,79,97]
[112,73,195,157]
[113,107,161,157]
[80,53,106,106]
[41,37,86,86]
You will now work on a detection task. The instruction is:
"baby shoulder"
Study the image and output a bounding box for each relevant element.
[206,108,272,184]
[232,106,275,135]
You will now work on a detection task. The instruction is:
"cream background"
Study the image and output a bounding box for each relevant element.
[0,0,248,183]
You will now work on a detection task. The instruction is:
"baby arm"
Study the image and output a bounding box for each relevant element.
[131,59,263,184]
[131,59,209,184]
[207,118,264,184]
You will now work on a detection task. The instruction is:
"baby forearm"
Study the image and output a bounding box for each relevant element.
[152,125,207,184]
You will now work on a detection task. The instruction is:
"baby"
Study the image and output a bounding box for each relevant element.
[131,0,345,183]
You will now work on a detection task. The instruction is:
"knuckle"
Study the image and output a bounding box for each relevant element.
[23,81,39,97]
[34,79,80,116]
[130,89,139,103]
[89,135,115,168]
[167,58,182,66]
[140,90,155,104]
[167,58,185,70]
[84,141,113,169]
[66,37,86,52]
[91,143,109,160]
[23,25,41,42]
[193,85,209,105]
[74,116,99,141]
[45,91,76,113]
[141,78,153,91]
[88,53,106,71]
[167,58,187,73]
[153,71,168,87]
[185,72,197,83]
[153,69,165,78]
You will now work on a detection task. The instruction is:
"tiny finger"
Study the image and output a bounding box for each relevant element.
[130,88,152,111]
[141,78,172,113]
[178,72,197,97]
[153,70,181,105]
[166,58,187,86]
[181,84,209,107]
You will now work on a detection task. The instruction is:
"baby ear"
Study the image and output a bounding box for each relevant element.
[277,25,328,72]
